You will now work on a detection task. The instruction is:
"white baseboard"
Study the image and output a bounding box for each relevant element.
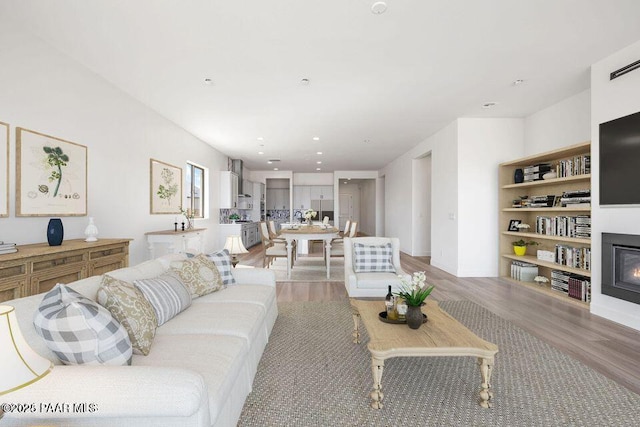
[591,301,640,332]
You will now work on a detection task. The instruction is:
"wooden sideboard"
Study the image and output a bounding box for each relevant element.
[0,238,131,303]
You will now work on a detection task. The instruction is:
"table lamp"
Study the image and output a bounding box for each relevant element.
[0,305,53,418]
[224,235,248,268]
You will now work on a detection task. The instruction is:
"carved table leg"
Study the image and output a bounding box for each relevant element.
[477,357,494,408]
[352,310,360,344]
[370,357,385,409]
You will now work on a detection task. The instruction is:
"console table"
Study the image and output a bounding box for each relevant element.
[145,228,206,259]
[0,238,131,303]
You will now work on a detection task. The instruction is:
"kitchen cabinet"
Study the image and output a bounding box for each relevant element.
[293,186,311,209]
[219,222,261,251]
[238,179,254,210]
[266,188,290,210]
[220,171,239,209]
[309,185,333,200]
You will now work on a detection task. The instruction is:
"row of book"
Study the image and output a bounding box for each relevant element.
[510,261,539,282]
[523,163,552,182]
[555,244,591,271]
[535,215,591,238]
[0,241,17,254]
[560,189,591,208]
[557,155,591,178]
[551,270,591,302]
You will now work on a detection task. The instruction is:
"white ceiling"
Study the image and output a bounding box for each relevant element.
[3,1,640,172]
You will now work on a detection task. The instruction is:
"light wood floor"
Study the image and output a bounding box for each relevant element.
[239,244,640,396]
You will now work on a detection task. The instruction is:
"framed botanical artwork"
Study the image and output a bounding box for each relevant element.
[150,159,182,214]
[16,128,87,217]
[508,219,522,231]
[0,121,8,217]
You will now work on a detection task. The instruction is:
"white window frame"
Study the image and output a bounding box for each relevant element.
[185,161,209,219]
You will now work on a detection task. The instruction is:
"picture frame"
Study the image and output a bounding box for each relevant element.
[16,127,87,217]
[508,219,522,231]
[150,158,182,214]
[0,121,8,217]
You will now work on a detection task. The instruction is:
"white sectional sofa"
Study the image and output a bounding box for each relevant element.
[2,253,277,427]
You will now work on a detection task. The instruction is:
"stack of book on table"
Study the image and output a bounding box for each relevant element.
[551,270,591,302]
[510,261,539,282]
[0,241,17,254]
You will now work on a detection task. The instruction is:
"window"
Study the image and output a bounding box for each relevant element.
[186,162,206,218]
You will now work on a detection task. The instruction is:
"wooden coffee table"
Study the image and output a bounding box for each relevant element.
[350,299,499,409]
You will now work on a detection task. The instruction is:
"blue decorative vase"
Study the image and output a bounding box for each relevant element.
[514,168,524,184]
[47,218,64,246]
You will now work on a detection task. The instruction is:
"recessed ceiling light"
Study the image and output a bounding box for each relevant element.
[482,102,498,109]
[316,161,322,164]
[512,79,525,86]
[300,78,310,86]
[268,161,273,164]
[203,78,213,85]
[313,136,320,141]
[316,168,321,171]
[317,151,323,155]
[257,137,264,141]
[274,168,279,171]
[258,151,264,155]
[371,1,387,14]
[364,139,371,143]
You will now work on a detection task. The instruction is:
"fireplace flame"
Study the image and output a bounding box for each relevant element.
[634,268,640,278]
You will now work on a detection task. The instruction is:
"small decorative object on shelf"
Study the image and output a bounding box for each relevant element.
[181,222,185,231]
[46,218,64,246]
[229,213,240,224]
[514,168,524,184]
[516,223,530,232]
[303,208,317,226]
[512,239,538,256]
[174,222,178,232]
[84,217,99,242]
[395,271,434,329]
[180,206,195,229]
[534,275,550,287]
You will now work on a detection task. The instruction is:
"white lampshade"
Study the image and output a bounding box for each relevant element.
[224,235,249,255]
[0,305,53,395]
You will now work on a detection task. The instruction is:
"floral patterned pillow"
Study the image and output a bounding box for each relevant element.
[170,254,224,297]
[97,275,158,356]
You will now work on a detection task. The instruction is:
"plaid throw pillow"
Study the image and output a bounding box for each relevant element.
[353,243,396,273]
[33,284,132,366]
[205,249,236,285]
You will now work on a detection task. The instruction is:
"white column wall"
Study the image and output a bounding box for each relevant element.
[590,39,640,331]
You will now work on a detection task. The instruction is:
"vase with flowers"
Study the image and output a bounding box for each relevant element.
[395,271,435,329]
[303,208,317,226]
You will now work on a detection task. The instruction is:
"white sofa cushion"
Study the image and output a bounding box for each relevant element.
[33,284,132,366]
[134,271,192,326]
[97,275,158,355]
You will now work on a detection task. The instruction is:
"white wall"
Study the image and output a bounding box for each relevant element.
[524,89,591,154]
[412,155,431,256]
[590,39,640,331]
[0,21,229,265]
[359,179,376,236]
[293,173,333,185]
[457,118,524,276]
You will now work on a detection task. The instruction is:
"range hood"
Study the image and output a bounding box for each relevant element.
[231,159,251,197]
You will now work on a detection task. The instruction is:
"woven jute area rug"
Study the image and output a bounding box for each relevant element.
[239,301,640,426]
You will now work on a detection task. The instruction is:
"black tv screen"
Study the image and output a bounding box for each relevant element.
[600,111,640,205]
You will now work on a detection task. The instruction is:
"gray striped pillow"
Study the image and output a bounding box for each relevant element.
[33,284,132,366]
[133,271,192,326]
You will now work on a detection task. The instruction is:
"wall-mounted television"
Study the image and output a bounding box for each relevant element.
[600,111,640,205]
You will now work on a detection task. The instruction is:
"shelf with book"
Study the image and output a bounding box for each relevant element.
[500,276,589,308]
[499,141,591,307]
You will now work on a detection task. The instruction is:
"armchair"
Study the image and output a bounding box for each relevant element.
[343,237,411,298]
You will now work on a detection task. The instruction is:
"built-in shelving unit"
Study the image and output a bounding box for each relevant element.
[499,141,591,307]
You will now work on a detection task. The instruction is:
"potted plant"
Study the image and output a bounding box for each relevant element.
[303,208,317,225]
[395,271,435,329]
[512,239,539,256]
[229,213,240,224]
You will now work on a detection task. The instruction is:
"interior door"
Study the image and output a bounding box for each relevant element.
[339,193,353,230]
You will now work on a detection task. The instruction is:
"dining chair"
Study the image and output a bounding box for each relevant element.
[259,222,291,268]
[327,221,357,260]
[323,216,329,225]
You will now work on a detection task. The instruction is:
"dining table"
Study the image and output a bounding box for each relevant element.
[278,225,340,279]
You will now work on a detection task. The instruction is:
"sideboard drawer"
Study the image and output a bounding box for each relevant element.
[89,245,127,260]
[0,261,27,281]
[31,265,87,295]
[0,279,24,302]
[32,252,86,272]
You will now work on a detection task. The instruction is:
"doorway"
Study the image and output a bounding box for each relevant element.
[339,193,353,230]
[412,154,431,256]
